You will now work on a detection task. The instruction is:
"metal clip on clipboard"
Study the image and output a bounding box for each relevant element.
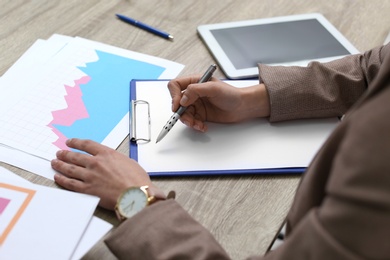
[130,100,151,143]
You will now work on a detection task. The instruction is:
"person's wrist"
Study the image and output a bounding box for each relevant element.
[114,185,166,222]
[114,184,175,221]
[147,184,167,201]
[148,185,176,202]
[239,84,270,119]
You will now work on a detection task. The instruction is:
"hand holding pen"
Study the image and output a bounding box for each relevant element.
[158,68,271,142]
[156,64,217,142]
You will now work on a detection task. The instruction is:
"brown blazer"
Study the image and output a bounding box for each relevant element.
[105,43,390,259]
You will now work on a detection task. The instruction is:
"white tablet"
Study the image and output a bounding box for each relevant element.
[197,13,359,79]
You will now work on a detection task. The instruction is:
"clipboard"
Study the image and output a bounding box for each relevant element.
[129,79,339,177]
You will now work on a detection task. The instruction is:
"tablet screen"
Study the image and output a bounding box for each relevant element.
[209,19,350,70]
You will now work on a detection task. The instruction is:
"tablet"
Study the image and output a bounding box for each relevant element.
[197,13,359,79]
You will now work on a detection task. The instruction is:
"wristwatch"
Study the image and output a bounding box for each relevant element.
[115,185,165,221]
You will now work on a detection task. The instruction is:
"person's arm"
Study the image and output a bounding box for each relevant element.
[252,44,390,259]
[105,199,231,260]
[260,43,390,122]
[166,44,389,132]
[51,139,232,259]
[257,72,390,259]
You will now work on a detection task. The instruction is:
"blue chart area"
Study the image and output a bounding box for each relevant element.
[52,50,165,144]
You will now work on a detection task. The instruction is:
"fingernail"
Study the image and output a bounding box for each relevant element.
[51,159,58,166]
[56,150,63,156]
[194,125,201,131]
[180,95,188,105]
[183,120,190,127]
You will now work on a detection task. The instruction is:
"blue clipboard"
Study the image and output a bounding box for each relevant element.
[129,79,305,177]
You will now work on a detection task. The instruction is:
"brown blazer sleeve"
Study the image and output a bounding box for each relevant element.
[105,199,231,260]
[259,44,390,122]
[255,44,390,259]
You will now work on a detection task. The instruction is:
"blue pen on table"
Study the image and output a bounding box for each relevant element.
[116,14,174,41]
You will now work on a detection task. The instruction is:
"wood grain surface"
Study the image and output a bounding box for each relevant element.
[1,1,389,259]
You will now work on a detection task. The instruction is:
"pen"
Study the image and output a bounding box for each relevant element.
[156,64,217,143]
[116,14,174,41]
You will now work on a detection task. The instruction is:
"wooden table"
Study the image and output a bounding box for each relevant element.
[1,1,389,259]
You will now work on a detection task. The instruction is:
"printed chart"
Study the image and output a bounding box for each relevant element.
[0,37,183,162]
[48,50,165,150]
[0,183,35,245]
[0,166,103,259]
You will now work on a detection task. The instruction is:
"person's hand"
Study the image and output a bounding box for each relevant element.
[51,138,164,210]
[168,76,270,132]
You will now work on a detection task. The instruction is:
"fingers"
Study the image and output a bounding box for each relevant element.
[180,106,208,132]
[168,75,217,111]
[65,138,108,156]
[51,140,98,183]
[54,173,85,193]
[168,75,203,93]
[168,75,200,111]
[180,81,216,107]
[168,76,222,131]
[51,152,88,179]
[54,149,91,167]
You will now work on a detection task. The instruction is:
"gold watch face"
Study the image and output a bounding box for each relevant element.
[117,187,148,219]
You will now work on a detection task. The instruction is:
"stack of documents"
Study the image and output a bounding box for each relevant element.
[0,34,184,258]
[0,34,184,180]
[0,166,112,259]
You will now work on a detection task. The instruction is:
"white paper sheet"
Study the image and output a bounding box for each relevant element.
[0,167,112,260]
[71,216,113,260]
[0,34,184,180]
